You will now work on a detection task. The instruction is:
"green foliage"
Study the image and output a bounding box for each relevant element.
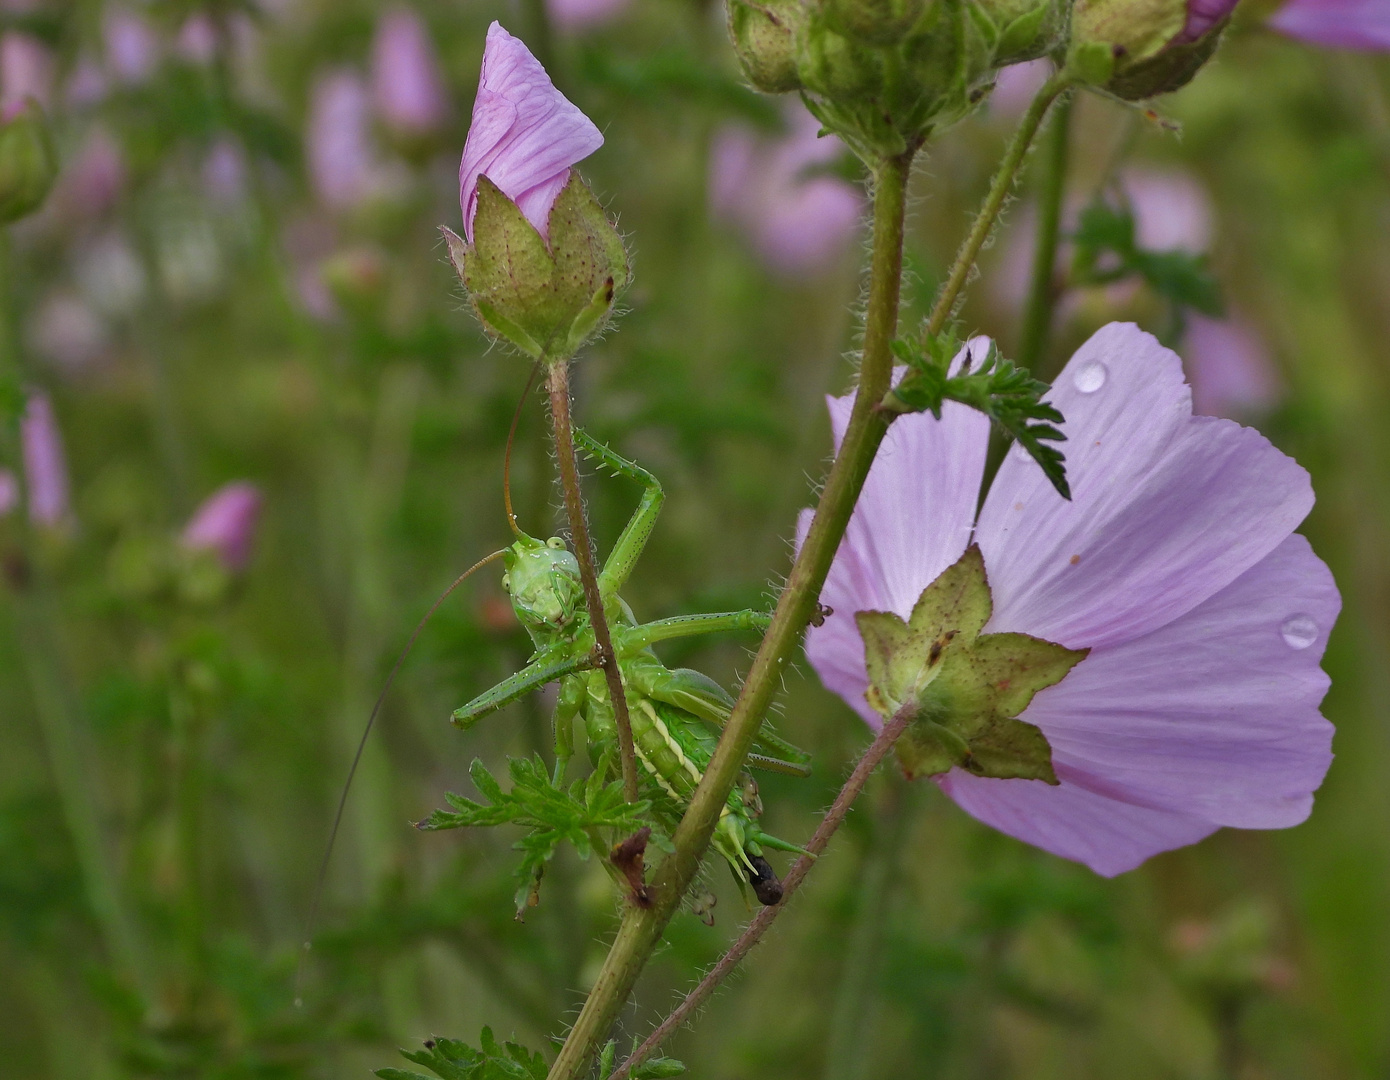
[855,546,1085,783]
[378,1028,548,1080]
[1070,195,1224,333]
[596,1040,687,1079]
[417,755,652,915]
[884,332,1071,499]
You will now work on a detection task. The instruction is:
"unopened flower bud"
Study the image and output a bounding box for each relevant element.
[450,23,626,361]
[728,0,805,93]
[1069,0,1238,99]
[21,392,70,528]
[0,99,56,224]
[826,0,926,48]
[371,7,450,158]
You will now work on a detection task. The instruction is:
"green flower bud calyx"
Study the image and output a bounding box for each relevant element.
[856,545,1087,783]
[1069,0,1233,100]
[0,100,58,226]
[729,0,805,93]
[445,173,628,363]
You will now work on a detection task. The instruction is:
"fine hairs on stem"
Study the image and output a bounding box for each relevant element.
[611,703,918,1080]
[545,359,641,803]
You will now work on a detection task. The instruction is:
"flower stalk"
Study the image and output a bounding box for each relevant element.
[1017,91,1073,371]
[546,359,640,803]
[611,703,918,1080]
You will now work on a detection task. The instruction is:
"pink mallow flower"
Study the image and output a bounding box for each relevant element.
[1268,0,1390,49]
[458,22,603,243]
[709,106,864,277]
[1,31,55,113]
[306,68,401,211]
[801,323,1337,876]
[371,7,449,138]
[182,481,261,572]
[21,392,70,527]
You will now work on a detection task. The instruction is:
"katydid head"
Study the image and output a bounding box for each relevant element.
[502,533,585,642]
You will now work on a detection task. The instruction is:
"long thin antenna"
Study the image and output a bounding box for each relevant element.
[295,546,508,1005]
[503,360,544,537]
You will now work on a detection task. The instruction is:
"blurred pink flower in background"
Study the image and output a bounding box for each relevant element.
[104,7,161,84]
[21,392,70,527]
[307,69,402,210]
[1,31,54,112]
[709,105,863,277]
[989,59,1050,119]
[992,167,1213,312]
[371,7,449,138]
[459,22,604,243]
[802,324,1337,876]
[182,481,262,572]
[202,138,248,203]
[176,13,220,66]
[1184,313,1282,418]
[65,56,109,107]
[547,0,632,32]
[51,127,126,220]
[29,292,111,373]
[1268,0,1390,49]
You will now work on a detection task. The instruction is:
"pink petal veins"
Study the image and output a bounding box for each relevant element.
[458,22,603,242]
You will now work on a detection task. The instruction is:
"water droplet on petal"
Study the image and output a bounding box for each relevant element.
[1280,614,1318,650]
[1073,361,1107,394]
[1010,442,1033,463]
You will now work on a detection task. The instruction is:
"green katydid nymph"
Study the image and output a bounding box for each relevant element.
[447,425,811,907]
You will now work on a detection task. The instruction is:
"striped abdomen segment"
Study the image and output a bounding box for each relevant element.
[628,697,718,803]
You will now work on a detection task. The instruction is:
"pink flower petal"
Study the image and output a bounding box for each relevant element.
[1176,0,1240,43]
[938,768,1218,877]
[977,323,1313,650]
[458,22,603,242]
[801,354,992,727]
[1024,533,1337,831]
[1268,0,1390,50]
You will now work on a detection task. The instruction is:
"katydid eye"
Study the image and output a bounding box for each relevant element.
[500,573,510,592]
[547,537,566,550]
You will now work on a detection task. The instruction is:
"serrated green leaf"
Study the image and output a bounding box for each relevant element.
[470,758,506,803]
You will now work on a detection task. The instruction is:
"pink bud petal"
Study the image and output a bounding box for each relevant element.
[1,31,54,113]
[307,69,397,210]
[182,481,262,572]
[458,22,603,242]
[1175,0,1241,44]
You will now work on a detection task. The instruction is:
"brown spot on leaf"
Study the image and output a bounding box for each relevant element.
[1069,554,1081,566]
[611,827,653,907]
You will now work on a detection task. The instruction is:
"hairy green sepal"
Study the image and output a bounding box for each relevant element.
[856,545,1086,783]
[1068,0,1231,100]
[446,173,628,363]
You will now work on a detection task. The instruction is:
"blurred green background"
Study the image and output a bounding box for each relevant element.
[1,1,1387,1077]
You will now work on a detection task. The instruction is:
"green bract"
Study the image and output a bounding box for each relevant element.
[444,173,628,363]
[0,101,57,226]
[855,545,1086,783]
[1069,0,1231,100]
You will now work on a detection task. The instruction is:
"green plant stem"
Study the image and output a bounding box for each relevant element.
[1017,92,1074,372]
[612,706,917,1080]
[545,360,640,804]
[548,76,1067,1078]
[544,148,915,1080]
[924,75,1070,341]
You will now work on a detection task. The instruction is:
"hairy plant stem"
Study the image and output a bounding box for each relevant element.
[1017,92,1074,372]
[612,706,917,1080]
[546,360,640,803]
[924,76,1070,341]
[544,148,915,1080]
